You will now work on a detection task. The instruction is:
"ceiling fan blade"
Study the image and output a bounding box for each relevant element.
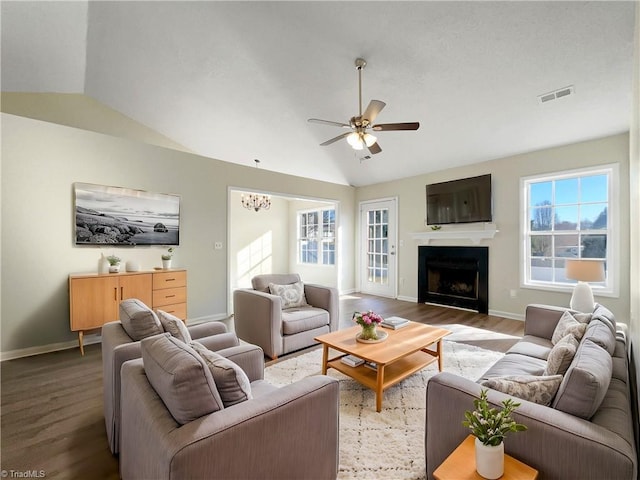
[372,122,420,131]
[308,118,351,128]
[362,100,386,124]
[367,141,382,155]
[320,132,351,146]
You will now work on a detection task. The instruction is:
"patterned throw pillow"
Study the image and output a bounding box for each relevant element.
[191,341,253,407]
[157,309,192,344]
[481,375,563,406]
[544,334,579,376]
[268,281,308,309]
[551,311,589,345]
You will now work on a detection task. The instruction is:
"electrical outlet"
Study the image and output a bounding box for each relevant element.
[509,289,517,298]
[214,242,223,250]
[400,277,405,286]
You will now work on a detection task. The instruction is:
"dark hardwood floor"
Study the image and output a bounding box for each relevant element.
[1,294,524,479]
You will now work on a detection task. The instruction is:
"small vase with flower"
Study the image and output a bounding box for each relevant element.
[352,310,384,342]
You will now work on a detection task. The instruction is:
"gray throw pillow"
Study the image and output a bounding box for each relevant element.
[481,375,563,406]
[552,339,612,419]
[156,309,192,344]
[141,334,224,425]
[268,281,308,309]
[191,341,253,407]
[551,311,588,345]
[582,319,616,355]
[119,298,163,341]
[544,334,579,376]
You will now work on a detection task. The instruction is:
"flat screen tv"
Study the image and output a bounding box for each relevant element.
[426,174,492,225]
[74,182,180,245]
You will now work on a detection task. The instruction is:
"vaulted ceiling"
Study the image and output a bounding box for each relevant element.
[2,1,636,186]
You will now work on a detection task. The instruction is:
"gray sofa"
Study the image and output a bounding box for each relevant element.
[102,300,241,454]
[426,303,637,479]
[119,334,340,480]
[233,273,339,359]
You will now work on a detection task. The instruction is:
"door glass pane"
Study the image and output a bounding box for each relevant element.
[365,206,390,286]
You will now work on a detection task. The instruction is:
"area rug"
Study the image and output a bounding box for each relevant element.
[264,341,504,480]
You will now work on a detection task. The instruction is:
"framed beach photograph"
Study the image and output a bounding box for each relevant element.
[74,182,180,246]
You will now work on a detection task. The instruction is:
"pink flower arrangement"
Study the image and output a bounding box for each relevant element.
[352,310,383,327]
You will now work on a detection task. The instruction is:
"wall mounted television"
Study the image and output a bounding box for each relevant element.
[426,174,492,225]
[74,182,180,246]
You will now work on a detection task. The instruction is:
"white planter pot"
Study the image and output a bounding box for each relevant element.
[108,264,120,273]
[162,259,172,270]
[475,437,504,480]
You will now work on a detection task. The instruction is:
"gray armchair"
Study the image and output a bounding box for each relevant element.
[119,337,339,480]
[102,314,240,454]
[233,274,339,359]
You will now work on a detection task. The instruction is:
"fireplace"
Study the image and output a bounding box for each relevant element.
[418,246,488,313]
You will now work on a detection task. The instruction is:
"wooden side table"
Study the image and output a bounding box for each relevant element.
[433,435,538,480]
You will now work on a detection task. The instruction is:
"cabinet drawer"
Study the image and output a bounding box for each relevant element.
[153,286,187,307]
[155,302,187,320]
[153,271,186,289]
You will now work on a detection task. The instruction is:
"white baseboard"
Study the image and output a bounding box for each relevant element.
[396,295,418,302]
[0,335,102,362]
[1,313,231,362]
[489,309,525,322]
[340,288,357,295]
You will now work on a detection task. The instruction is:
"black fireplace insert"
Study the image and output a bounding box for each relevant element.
[418,246,488,313]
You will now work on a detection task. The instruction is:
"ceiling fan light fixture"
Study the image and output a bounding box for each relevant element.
[347,131,364,150]
[363,133,377,147]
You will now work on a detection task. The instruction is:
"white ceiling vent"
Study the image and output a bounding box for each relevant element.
[538,85,575,104]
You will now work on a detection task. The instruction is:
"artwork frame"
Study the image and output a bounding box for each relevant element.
[74,182,180,246]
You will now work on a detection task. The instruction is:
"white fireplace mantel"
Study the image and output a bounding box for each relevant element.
[410,223,498,245]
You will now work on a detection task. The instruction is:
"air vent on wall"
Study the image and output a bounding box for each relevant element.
[538,85,575,104]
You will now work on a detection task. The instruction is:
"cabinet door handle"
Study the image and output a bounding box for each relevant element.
[165,294,175,298]
[121,287,124,299]
[114,288,118,301]
[166,278,176,282]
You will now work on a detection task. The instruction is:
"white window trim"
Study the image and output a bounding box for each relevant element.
[297,207,336,267]
[519,163,619,298]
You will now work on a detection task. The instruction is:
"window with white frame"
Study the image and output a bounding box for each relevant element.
[521,165,617,294]
[298,208,336,265]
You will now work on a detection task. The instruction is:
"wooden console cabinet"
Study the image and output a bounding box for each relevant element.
[69,269,187,355]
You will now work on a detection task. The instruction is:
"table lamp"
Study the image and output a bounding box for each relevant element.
[565,259,605,312]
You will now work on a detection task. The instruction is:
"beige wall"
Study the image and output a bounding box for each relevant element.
[0,113,356,356]
[229,191,290,290]
[356,133,631,319]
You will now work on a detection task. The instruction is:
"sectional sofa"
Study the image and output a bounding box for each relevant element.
[426,303,637,479]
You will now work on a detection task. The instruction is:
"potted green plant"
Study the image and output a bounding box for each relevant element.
[106,255,121,273]
[463,389,527,479]
[161,247,174,270]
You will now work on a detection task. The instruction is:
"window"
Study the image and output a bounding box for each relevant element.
[521,165,617,295]
[298,208,336,265]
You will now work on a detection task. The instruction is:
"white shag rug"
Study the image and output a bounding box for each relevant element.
[264,341,504,480]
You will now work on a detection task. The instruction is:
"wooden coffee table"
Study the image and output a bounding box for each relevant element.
[315,322,450,412]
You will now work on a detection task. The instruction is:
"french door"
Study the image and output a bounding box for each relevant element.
[359,198,397,297]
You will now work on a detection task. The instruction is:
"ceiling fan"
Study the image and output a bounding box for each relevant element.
[308,58,420,155]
